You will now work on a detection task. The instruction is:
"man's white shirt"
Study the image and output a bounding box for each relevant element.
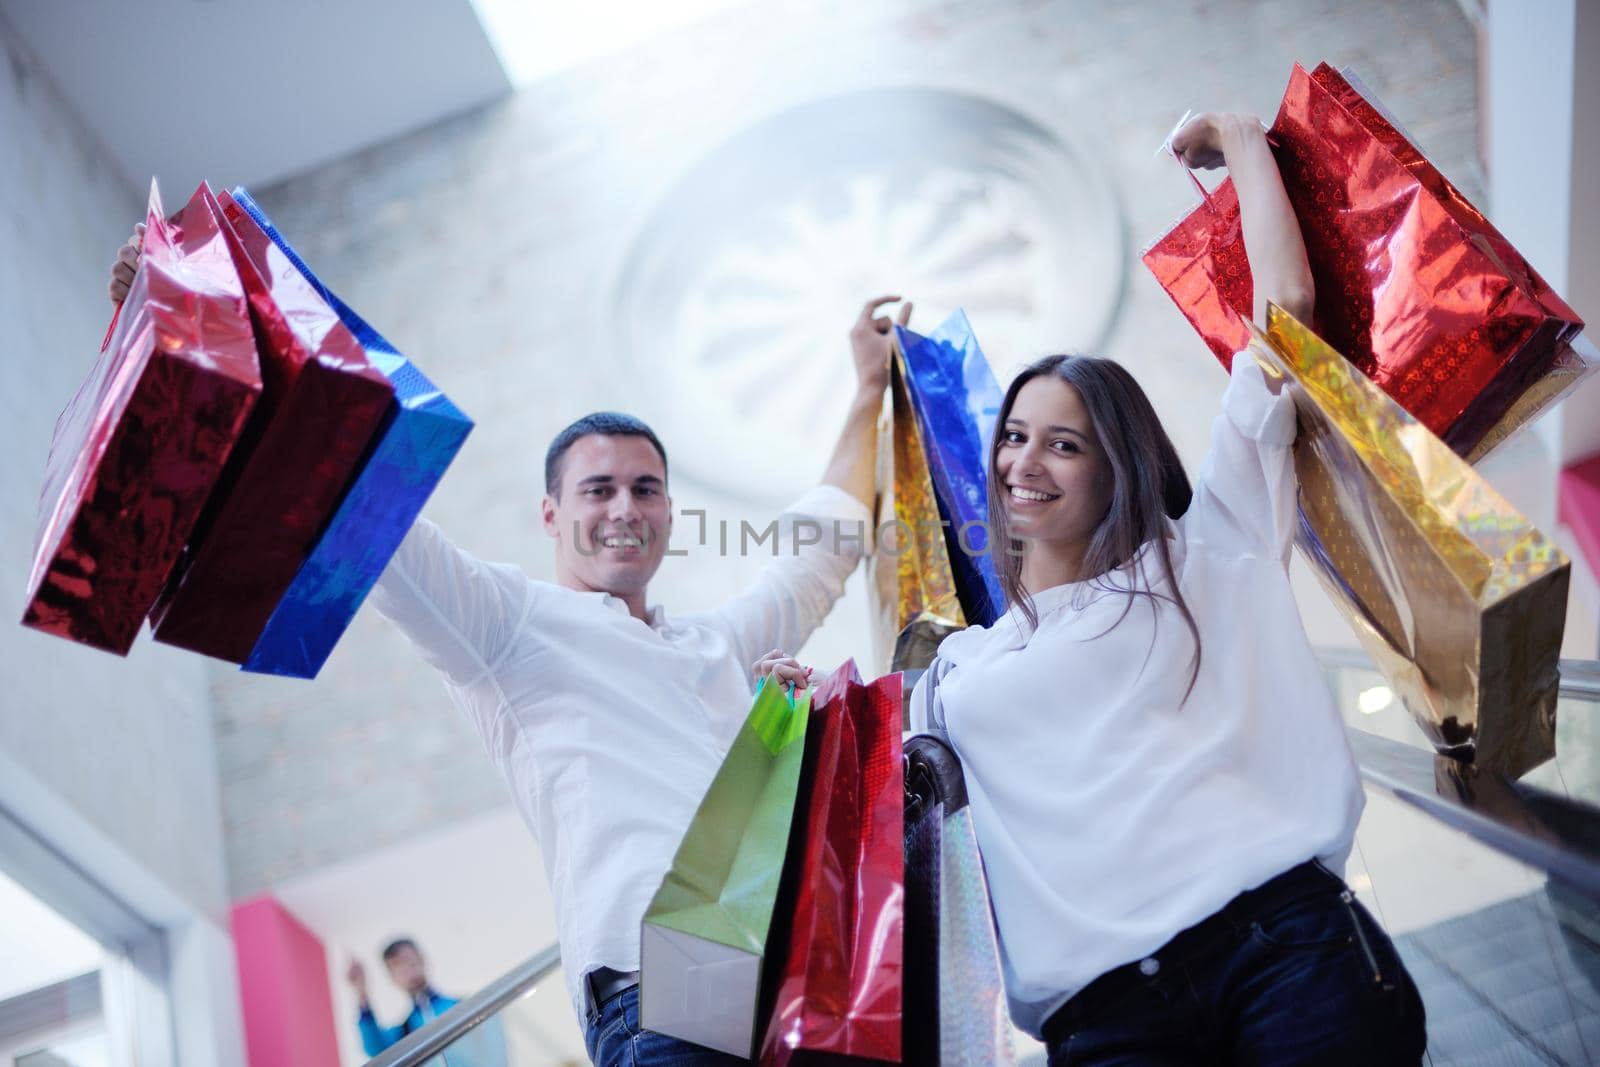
[369,485,871,1022]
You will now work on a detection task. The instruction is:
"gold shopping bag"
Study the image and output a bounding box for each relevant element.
[868,351,967,680]
[1253,304,1570,777]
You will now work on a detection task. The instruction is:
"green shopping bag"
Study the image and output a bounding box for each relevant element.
[639,679,811,1057]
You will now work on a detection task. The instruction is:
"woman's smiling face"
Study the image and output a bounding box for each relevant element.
[994,375,1113,552]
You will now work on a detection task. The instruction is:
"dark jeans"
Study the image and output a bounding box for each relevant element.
[583,986,747,1067]
[1043,861,1426,1066]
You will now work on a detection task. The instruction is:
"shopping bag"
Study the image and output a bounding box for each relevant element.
[223,188,473,679]
[1256,303,1570,776]
[902,745,943,1067]
[147,189,395,663]
[894,311,1005,625]
[904,728,1016,1067]
[23,180,260,654]
[869,357,968,677]
[1143,62,1587,458]
[758,662,903,1066]
[640,679,812,1057]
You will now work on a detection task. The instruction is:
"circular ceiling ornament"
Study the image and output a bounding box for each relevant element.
[613,86,1127,506]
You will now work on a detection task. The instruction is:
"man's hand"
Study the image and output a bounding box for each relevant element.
[849,295,913,399]
[109,223,145,305]
[752,649,812,689]
[346,960,369,1002]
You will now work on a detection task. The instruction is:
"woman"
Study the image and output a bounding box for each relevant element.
[757,112,1427,1065]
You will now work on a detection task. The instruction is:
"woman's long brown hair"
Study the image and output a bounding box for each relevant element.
[984,354,1203,702]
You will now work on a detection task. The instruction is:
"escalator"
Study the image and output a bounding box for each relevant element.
[367,655,1600,1066]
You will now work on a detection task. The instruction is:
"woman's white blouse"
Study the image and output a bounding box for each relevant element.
[909,350,1364,1037]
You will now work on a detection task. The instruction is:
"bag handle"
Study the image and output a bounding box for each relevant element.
[1157,110,1278,214]
[1157,109,1218,211]
[102,180,170,353]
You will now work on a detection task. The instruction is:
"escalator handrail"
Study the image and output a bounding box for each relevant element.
[364,941,561,1067]
[1317,646,1600,702]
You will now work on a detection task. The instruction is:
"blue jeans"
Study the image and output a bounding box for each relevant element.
[583,986,747,1067]
[1044,861,1426,1066]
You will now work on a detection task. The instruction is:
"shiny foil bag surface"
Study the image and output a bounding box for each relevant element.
[1258,305,1569,777]
[1463,335,1600,465]
[903,730,1016,1066]
[1144,62,1585,457]
[148,192,394,663]
[227,188,473,679]
[869,357,967,678]
[758,663,903,1066]
[23,181,260,654]
[895,311,1005,625]
[937,805,1016,1065]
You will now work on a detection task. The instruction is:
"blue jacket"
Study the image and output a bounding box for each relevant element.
[357,989,458,1055]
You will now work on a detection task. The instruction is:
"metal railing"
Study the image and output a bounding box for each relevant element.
[365,942,561,1067]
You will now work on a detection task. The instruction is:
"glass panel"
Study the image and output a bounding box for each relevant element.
[1350,787,1600,1064]
[1526,688,1600,805]
[429,982,582,1066]
[1323,656,1600,802]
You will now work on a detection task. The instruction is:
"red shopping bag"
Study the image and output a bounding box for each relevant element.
[23,181,260,654]
[758,662,903,1066]
[1143,62,1584,456]
[147,190,393,662]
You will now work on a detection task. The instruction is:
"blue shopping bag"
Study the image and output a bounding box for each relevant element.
[229,188,473,679]
[894,310,1005,627]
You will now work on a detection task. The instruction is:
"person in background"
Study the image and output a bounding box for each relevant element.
[348,938,455,1054]
[347,938,506,1065]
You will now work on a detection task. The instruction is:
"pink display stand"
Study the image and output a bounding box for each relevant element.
[230,895,341,1067]
[1560,453,1600,584]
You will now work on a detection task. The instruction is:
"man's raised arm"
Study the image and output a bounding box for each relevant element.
[820,294,911,512]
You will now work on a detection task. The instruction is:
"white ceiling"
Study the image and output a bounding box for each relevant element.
[1,0,511,195]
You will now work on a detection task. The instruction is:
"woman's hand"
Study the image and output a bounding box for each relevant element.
[1170,111,1313,326]
[1170,112,1264,172]
[751,648,813,690]
[109,223,145,304]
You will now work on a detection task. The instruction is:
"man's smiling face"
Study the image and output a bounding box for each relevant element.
[542,433,673,601]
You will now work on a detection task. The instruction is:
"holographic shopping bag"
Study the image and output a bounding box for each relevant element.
[904,727,1017,1066]
[1256,304,1570,777]
[895,311,1006,625]
[23,180,260,654]
[1143,62,1587,459]
[758,662,903,1066]
[869,357,969,677]
[224,188,473,679]
[148,188,394,663]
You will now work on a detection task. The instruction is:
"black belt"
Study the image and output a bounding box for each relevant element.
[585,966,640,1014]
[1042,860,1343,1048]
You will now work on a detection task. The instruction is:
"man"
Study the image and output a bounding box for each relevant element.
[348,939,507,1066]
[110,233,908,1064]
[349,939,456,1054]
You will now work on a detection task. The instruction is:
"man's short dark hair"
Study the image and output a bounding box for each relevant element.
[382,938,419,961]
[545,412,669,496]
